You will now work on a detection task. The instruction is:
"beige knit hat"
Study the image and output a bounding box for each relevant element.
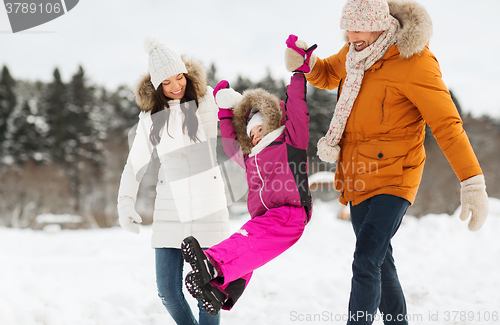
[144,35,188,90]
[246,111,264,137]
[340,0,392,32]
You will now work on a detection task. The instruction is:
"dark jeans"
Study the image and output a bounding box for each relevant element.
[156,248,220,325]
[347,194,410,325]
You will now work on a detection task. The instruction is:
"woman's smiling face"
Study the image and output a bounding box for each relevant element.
[162,73,187,99]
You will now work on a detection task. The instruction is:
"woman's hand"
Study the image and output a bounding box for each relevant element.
[117,196,143,234]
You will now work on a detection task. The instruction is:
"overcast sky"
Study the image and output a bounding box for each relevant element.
[1,0,499,117]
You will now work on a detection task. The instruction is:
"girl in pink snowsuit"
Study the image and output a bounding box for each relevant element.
[181,70,314,315]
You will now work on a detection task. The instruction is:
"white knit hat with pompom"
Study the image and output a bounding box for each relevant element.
[144,35,187,89]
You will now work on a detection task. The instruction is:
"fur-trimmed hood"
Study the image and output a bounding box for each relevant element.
[389,0,432,58]
[232,89,285,155]
[343,0,432,59]
[134,56,208,112]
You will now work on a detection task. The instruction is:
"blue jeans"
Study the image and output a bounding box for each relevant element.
[347,195,410,325]
[156,248,220,325]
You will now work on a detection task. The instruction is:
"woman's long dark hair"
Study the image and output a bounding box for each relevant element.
[149,74,200,146]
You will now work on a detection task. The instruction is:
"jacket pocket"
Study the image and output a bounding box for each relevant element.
[354,142,407,193]
[376,86,397,125]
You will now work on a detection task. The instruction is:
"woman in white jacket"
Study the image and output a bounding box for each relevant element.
[117,36,230,325]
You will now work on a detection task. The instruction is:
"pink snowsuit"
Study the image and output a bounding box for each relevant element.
[209,73,312,309]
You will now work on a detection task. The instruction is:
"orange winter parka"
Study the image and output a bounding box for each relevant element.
[307,0,482,206]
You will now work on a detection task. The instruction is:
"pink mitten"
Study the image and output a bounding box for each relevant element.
[285,34,318,73]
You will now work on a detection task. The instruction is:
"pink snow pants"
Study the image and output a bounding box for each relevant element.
[205,205,308,305]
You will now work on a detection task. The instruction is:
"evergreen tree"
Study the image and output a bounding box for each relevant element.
[0,65,17,160]
[231,70,287,101]
[40,67,97,212]
[105,85,140,131]
[255,69,286,101]
[8,99,47,164]
[233,75,255,95]
[40,66,102,164]
[42,68,68,163]
[307,86,337,158]
[206,63,218,89]
[67,65,102,164]
[67,66,107,212]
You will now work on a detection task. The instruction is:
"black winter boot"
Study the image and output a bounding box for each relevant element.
[185,271,228,315]
[181,236,219,284]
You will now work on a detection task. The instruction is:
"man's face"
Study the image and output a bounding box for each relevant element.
[346,31,384,51]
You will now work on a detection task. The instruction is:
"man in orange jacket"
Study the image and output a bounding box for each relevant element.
[285,0,489,324]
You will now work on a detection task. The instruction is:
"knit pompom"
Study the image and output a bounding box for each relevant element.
[317,137,340,163]
[144,35,163,54]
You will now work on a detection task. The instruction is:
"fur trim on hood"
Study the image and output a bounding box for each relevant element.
[134,56,208,112]
[389,0,432,58]
[232,89,283,155]
[343,0,432,59]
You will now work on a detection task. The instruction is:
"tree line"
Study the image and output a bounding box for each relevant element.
[2,63,499,228]
[0,64,337,228]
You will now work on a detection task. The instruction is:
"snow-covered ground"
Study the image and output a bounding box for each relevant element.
[1,198,500,325]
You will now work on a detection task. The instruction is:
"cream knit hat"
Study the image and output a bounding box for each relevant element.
[340,0,392,32]
[144,35,188,90]
[246,111,264,137]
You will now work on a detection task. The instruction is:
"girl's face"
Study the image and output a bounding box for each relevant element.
[250,125,263,147]
[162,73,187,100]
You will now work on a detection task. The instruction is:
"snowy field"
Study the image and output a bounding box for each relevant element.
[1,199,500,325]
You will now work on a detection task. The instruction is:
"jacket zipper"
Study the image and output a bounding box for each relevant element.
[254,155,270,211]
[381,101,385,123]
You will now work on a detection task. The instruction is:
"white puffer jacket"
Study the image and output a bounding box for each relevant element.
[118,57,230,248]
